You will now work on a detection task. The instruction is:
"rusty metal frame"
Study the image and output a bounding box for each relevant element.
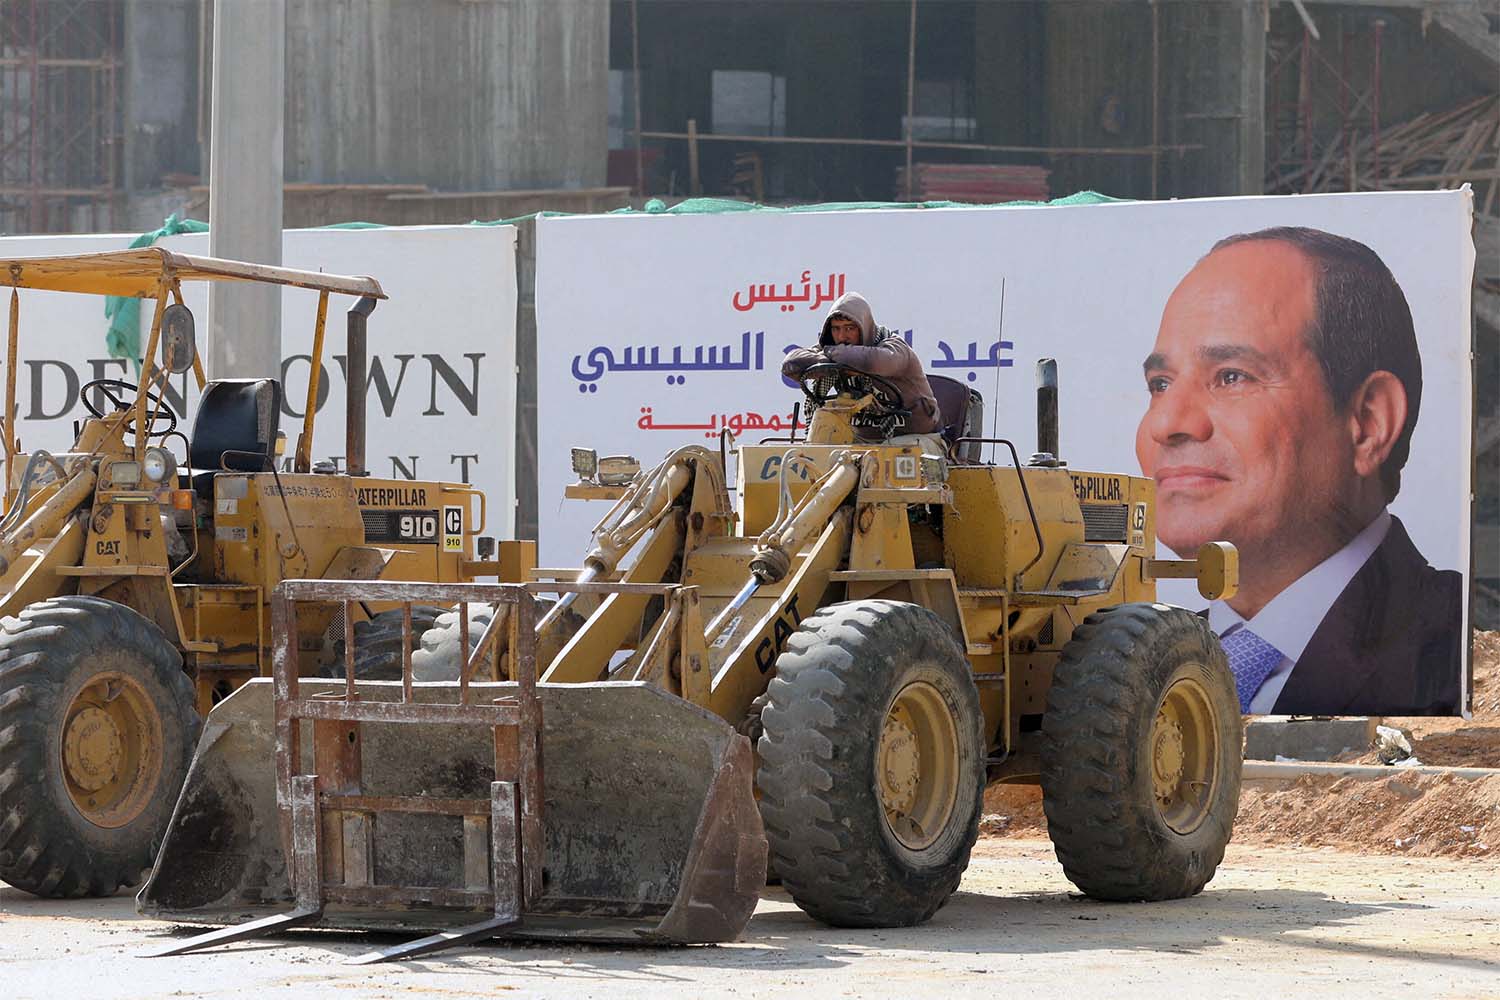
[525,577,694,687]
[155,579,542,963]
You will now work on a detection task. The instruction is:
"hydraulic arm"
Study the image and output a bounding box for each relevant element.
[706,449,861,639]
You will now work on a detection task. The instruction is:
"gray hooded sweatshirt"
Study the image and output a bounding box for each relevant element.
[781,291,941,437]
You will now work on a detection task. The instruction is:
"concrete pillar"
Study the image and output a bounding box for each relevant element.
[283,0,608,191]
[1226,0,1267,196]
[974,2,1044,151]
[1041,1,1155,199]
[122,0,199,195]
[205,0,284,380]
[1162,0,1266,198]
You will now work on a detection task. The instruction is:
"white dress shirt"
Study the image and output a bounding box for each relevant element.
[1208,509,1392,714]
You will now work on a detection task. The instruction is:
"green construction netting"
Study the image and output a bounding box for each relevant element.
[610,190,1122,215]
[101,216,391,367]
[103,213,208,370]
[108,190,1125,360]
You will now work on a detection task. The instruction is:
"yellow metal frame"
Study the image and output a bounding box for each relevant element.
[0,249,544,712]
[2,248,385,509]
[548,387,1236,788]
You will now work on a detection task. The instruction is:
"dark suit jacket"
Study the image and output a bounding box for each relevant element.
[1268,515,1463,716]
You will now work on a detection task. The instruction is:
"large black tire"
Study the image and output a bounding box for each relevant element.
[0,596,200,898]
[320,605,444,680]
[411,599,580,682]
[410,602,505,682]
[757,599,984,928]
[1040,603,1242,902]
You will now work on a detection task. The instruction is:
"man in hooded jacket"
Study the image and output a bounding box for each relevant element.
[781,292,942,447]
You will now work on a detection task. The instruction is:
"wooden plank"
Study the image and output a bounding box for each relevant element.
[636,129,1199,157]
[1293,0,1497,10]
[384,185,630,202]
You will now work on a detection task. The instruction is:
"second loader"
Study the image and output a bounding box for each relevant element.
[143,355,1243,956]
[0,249,530,901]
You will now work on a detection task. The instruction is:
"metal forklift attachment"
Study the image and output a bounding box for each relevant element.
[139,580,766,959]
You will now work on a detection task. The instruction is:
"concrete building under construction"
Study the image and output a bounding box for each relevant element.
[0,0,1495,615]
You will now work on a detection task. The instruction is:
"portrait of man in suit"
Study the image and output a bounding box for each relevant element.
[1136,226,1463,716]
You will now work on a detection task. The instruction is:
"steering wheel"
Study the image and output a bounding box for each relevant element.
[79,378,178,437]
[797,362,905,411]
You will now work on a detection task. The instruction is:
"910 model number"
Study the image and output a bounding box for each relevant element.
[362,508,442,545]
[398,512,439,541]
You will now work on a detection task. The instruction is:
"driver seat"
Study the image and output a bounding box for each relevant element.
[187,378,282,494]
[926,374,985,463]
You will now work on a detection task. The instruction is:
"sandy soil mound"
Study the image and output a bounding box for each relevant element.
[1360,628,1500,766]
[979,631,1500,858]
[1235,772,1500,857]
[980,784,1047,838]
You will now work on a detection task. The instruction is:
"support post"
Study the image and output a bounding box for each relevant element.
[687,117,701,196]
[1150,0,1160,199]
[630,0,644,197]
[4,288,16,499]
[904,0,917,201]
[1371,18,1384,185]
[206,0,284,379]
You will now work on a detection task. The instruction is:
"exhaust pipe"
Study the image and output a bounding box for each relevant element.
[345,297,377,477]
[1033,358,1059,467]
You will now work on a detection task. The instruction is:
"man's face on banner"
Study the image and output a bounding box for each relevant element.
[1135,241,1356,557]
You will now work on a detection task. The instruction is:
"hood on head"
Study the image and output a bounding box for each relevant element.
[819,292,875,346]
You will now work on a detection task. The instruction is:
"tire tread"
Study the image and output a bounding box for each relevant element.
[0,596,199,898]
[1040,603,1241,902]
[757,599,984,928]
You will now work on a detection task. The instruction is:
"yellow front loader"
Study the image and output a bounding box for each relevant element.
[143,356,1241,957]
[0,249,529,901]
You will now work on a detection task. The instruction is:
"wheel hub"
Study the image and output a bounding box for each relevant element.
[61,672,164,828]
[876,681,959,852]
[1151,712,1185,803]
[878,713,920,816]
[1150,675,1220,835]
[64,706,124,792]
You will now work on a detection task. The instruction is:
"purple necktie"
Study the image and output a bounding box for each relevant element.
[1220,626,1283,713]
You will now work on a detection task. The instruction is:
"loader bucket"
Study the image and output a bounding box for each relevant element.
[139,677,767,946]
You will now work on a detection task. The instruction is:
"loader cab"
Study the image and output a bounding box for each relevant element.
[796,363,915,444]
[793,364,984,459]
[185,378,282,494]
[926,373,984,463]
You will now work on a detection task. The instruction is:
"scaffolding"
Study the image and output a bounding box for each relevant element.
[0,0,122,235]
[1264,12,1498,215]
[625,0,1202,203]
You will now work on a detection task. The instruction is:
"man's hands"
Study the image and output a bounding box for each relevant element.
[780,345,831,380]
[796,362,906,411]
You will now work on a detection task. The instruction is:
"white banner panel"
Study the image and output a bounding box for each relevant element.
[0,224,516,536]
[536,190,1473,716]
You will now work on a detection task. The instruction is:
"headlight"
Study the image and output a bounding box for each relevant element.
[597,455,641,486]
[570,447,598,481]
[106,461,141,487]
[142,447,178,484]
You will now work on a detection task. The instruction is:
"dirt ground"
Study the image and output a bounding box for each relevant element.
[983,630,1500,861]
[5,637,1496,998]
[4,839,1497,1000]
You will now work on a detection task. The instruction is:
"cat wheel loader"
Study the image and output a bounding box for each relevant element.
[141,353,1242,958]
[0,248,528,901]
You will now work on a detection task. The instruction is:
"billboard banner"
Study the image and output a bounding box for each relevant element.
[0,224,517,536]
[535,190,1474,717]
